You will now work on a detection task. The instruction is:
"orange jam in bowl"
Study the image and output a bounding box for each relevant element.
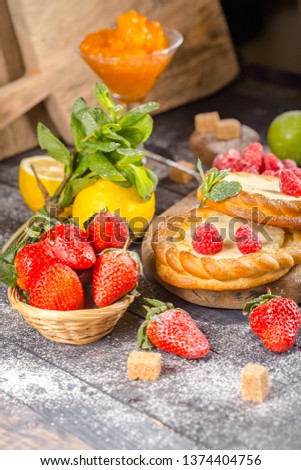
[79,10,173,102]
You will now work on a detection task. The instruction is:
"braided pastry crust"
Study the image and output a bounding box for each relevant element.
[152,207,301,290]
[198,172,301,230]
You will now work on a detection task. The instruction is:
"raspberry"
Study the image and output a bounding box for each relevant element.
[291,167,301,179]
[263,153,283,172]
[279,170,301,197]
[262,170,279,177]
[241,143,264,172]
[236,226,263,255]
[241,164,260,174]
[192,223,223,255]
[283,159,297,169]
[212,150,243,172]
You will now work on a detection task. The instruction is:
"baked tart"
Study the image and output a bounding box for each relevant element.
[152,207,301,290]
[198,172,301,230]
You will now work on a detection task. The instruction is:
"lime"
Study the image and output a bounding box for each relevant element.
[267,111,301,164]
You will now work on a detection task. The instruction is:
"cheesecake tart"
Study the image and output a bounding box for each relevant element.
[198,172,301,230]
[152,207,301,290]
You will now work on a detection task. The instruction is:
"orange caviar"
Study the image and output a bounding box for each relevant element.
[79,10,170,102]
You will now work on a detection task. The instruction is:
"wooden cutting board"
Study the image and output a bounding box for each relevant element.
[142,190,301,309]
[0,0,239,152]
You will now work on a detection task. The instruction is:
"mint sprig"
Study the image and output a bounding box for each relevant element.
[197,161,242,204]
[36,84,160,215]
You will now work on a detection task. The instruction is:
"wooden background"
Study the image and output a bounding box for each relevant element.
[0,0,238,159]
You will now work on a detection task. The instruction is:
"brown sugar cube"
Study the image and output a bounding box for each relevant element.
[169,160,196,184]
[215,119,241,140]
[241,363,270,403]
[194,112,220,134]
[127,351,161,381]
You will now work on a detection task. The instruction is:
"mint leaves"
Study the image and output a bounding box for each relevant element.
[198,161,242,204]
[36,84,160,211]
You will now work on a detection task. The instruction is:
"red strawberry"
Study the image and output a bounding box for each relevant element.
[283,159,297,169]
[244,291,301,353]
[30,263,84,311]
[263,153,283,172]
[279,169,301,197]
[86,211,129,253]
[241,143,264,172]
[41,224,96,270]
[92,250,139,307]
[15,243,56,291]
[236,225,262,255]
[192,223,223,255]
[138,299,209,359]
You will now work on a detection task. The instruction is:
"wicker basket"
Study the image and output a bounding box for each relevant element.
[8,287,135,344]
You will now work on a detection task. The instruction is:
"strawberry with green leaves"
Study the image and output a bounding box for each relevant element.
[244,290,301,353]
[138,299,210,359]
[30,263,84,311]
[92,249,140,307]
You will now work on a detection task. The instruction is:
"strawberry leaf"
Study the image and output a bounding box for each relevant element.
[0,257,17,287]
[243,290,280,315]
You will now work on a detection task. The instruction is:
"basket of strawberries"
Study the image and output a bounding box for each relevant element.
[0,84,159,344]
[4,211,139,344]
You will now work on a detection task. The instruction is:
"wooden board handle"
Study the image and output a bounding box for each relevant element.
[0,72,52,129]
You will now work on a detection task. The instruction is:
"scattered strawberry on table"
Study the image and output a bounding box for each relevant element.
[243,290,301,353]
[138,299,210,359]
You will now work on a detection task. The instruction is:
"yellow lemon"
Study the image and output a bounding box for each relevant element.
[19,156,66,213]
[72,179,156,235]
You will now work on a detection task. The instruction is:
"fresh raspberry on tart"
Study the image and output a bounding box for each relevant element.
[235,225,263,255]
[192,223,223,255]
[279,169,301,197]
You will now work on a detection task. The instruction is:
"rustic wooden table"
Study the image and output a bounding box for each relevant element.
[1,67,301,450]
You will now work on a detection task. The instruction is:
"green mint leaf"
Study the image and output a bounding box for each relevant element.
[118,127,143,147]
[70,99,87,149]
[0,257,17,287]
[94,83,123,116]
[119,102,160,127]
[89,152,126,182]
[128,164,155,200]
[81,141,120,154]
[37,123,72,168]
[72,98,111,136]
[132,114,154,143]
[116,148,145,157]
[72,152,93,177]
[60,176,98,208]
[207,180,242,202]
[145,168,158,190]
[116,155,144,167]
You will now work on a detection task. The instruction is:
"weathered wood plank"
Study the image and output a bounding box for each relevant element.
[0,390,92,450]
[0,332,197,450]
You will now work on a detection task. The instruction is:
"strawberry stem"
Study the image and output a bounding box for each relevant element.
[243,289,280,316]
[137,298,175,350]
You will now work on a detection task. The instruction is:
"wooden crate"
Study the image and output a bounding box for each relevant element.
[0,0,239,159]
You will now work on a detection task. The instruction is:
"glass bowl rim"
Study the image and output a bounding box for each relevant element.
[74,27,184,63]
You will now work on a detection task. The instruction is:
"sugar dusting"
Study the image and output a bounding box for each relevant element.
[1,184,301,449]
